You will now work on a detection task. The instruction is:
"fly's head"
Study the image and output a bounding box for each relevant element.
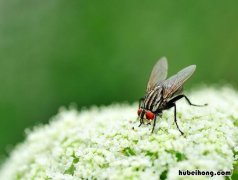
[137,108,155,121]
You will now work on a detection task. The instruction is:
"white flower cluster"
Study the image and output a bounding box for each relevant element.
[0,87,238,180]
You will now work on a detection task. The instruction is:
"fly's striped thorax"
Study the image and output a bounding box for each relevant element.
[144,86,163,111]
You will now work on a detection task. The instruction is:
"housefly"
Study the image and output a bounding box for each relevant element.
[137,57,207,135]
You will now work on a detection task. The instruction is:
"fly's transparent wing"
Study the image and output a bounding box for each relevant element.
[146,57,168,92]
[162,65,196,99]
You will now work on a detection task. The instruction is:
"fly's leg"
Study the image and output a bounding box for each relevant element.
[169,94,207,107]
[138,110,145,127]
[165,94,206,135]
[138,120,143,127]
[166,102,184,135]
[182,95,207,106]
[172,103,184,135]
[151,115,157,133]
[138,98,145,127]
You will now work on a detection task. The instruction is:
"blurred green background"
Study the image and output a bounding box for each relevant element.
[0,0,238,158]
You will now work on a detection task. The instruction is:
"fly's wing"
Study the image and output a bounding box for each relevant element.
[146,57,168,92]
[162,65,196,99]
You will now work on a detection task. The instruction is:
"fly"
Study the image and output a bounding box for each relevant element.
[137,57,207,135]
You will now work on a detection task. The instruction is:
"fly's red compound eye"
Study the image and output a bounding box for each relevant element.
[137,109,142,116]
[146,111,155,120]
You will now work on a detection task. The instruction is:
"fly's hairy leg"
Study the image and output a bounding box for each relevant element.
[138,109,145,127]
[151,115,157,133]
[138,120,143,127]
[172,103,184,135]
[166,101,184,135]
[169,94,207,107]
[138,98,145,127]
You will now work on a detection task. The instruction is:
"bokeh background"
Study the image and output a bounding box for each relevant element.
[0,0,238,159]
